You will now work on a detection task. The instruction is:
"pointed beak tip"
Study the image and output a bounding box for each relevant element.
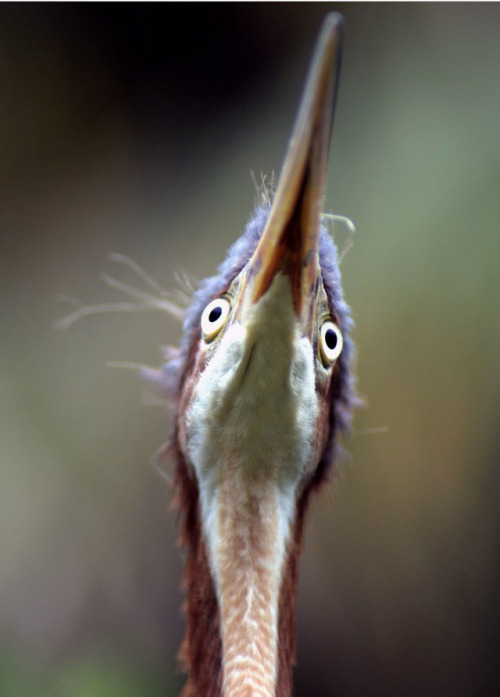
[243,12,344,318]
[324,11,343,34]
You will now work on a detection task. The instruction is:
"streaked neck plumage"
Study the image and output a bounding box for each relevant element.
[174,434,313,697]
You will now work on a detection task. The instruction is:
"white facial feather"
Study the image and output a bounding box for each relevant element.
[187,274,318,489]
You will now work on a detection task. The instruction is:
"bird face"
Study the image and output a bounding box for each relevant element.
[181,246,342,495]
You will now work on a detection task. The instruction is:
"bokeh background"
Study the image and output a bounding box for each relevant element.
[2,4,499,696]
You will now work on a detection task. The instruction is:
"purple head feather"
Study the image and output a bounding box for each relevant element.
[148,201,355,470]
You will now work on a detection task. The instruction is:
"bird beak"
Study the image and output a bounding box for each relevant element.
[244,13,343,326]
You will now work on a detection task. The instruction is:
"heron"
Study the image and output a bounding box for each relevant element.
[156,14,355,697]
[59,12,355,697]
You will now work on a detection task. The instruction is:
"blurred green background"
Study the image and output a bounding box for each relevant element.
[1,4,499,696]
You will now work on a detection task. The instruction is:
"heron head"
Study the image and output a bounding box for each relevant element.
[178,15,348,496]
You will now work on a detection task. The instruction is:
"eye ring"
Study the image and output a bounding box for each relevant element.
[201,297,231,342]
[319,320,343,366]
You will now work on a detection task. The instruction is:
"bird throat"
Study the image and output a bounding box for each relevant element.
[214,476,291,697]
[180,275,320,697]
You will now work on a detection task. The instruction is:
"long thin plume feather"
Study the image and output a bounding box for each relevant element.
[55,254,185,330]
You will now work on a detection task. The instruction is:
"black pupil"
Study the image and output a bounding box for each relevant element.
[209,305,222,323]
[325,327,337,350]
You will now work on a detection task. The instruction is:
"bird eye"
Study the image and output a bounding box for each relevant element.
[201,298,231,342]
[319,320,343,366]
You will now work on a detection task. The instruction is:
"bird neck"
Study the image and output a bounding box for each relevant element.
[174,440,308,697]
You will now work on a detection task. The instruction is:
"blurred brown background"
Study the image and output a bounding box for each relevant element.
[1,4,499,696]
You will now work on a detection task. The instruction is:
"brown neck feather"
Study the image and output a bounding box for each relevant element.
[275,491,309,697]
[172,436,223,697]
[171,432,313,697]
